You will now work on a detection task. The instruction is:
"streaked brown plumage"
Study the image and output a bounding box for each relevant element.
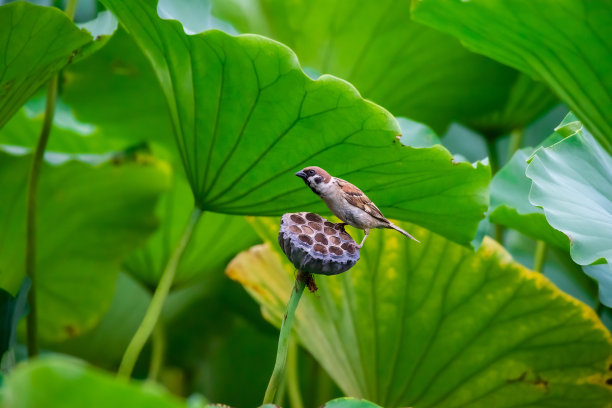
[295,166,419,247]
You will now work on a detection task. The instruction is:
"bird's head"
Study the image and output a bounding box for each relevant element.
[295,166,332,195]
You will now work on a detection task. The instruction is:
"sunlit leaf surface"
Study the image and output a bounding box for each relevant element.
[100,0,490,246]
[0,151,169,341]
[228,220,612,407]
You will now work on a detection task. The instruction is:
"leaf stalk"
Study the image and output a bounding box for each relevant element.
[147,322,166,381]
[263,272,307,404]
[25,76,58,357]
[118,206,202,378]
[24,0,79,359]
[533,240,547,272]
[507,128,524,160]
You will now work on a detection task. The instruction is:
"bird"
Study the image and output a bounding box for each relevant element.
[295,166,419,248]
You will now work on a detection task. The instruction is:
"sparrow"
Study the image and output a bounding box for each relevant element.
[295,166,419,248]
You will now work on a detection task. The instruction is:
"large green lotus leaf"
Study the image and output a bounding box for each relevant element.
[62,28,175,149]
[211,0,555,134]
[411,0,612,155]
[0,151,170,341]
[489,147,568,249]
[1,356,186,408]
[99,0,490,246]
[0,2,116,128]
[526,124,612,306]
[488,114,584,249]
[123,174,260,288]
[228,220,612,407]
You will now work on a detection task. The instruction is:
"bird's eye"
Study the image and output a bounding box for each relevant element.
[307,170,315,176]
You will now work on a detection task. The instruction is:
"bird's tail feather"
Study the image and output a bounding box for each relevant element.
[387,223,420,243]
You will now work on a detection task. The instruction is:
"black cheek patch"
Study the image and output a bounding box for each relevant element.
[315,177,323,184]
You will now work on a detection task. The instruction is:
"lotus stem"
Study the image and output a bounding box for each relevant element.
[263,272,307,404]
[485,138,500,175]
[533,240,547,272]
[25,76,58,357]
[118,206,202,378]
[24,0,79,359]
[147,322,166,381]
[508,128,524,160]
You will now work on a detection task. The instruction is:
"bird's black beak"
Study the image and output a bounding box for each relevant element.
[295,170,307,179]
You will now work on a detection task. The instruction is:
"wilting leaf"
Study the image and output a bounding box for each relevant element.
[124,174,260,288]
[412,0,612,155]
[99,0,491,246]
[2,356,186,408]
[0,2,116,128]
[0,151,170,341]
[212,0,555,134]
[526,122,612,306]
[228,220,612,407]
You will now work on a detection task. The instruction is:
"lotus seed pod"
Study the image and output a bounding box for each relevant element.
[278,212,360,275]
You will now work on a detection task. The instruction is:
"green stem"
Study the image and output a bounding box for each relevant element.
[533,241,547,272]
[147,322,166,382]
[263,274,306,404]
[118,207,202,378]
[25,76,58,357]
[493,224,504,245]
[64,0,79,20]
[507,128,524,160]
[485,138,500,175]
[286,338,304,408]
[24,0,79,359]
[276,374,287,406]
[486,138,505,244]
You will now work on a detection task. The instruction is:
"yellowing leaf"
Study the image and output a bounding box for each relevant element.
[228,222,612,407]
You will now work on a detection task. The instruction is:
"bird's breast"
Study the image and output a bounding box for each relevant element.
[321,194,377,229]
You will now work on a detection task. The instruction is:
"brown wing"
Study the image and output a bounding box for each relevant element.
[335,178,389,223]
